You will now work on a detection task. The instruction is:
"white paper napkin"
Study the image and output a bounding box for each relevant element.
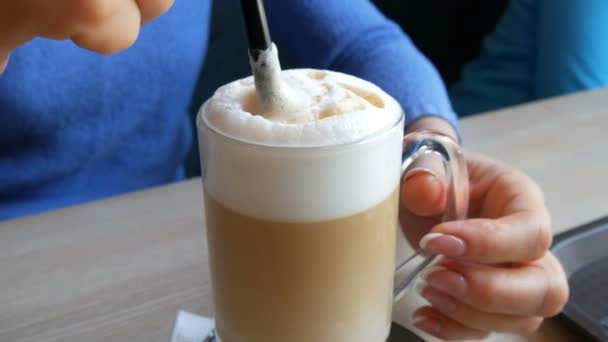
[171,311,215,342]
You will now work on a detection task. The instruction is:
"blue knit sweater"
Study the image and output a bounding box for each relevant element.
[450,0,608,115]
[0,0,457,220]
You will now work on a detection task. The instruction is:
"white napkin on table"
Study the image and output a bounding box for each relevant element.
[171,311,215,342]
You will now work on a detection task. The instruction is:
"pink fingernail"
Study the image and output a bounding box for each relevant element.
[404,167,438,181]
[419,265,446,280]
[413,316,441,335]
[426,269,468,298]
[414,278,427,296]
[419,233,466,256]
[420,287,458,312]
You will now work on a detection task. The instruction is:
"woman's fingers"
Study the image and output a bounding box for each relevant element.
[21,0,175,56]
[399,153,446,245]
[420,152,554,264]
[420,254,568,317]
[135,0,175,24]
[399,148,568,339]
[70,1,142,54]
[413,306,489,340]
[420,209,553,263]
[401,152,447,217]
[415,295,543,336]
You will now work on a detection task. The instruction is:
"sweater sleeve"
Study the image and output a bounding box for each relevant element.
[264,0,460,134]
[535,0,608,98]
[448,0,537,116]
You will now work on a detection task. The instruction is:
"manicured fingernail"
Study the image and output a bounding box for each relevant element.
[419,233,466,256]
[419,265,446,280]
[413,316,441,335]
[420,287,458,312]
[404,167,437,181]
[414,278,427,296]
[411,315,426,325]
[426,269,468,298]
[419,233,443,248]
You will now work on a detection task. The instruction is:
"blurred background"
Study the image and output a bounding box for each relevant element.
[185,0,510,177]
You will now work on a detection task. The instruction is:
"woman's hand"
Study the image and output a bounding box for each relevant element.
[400,120,568,340]
[0,0,174,73]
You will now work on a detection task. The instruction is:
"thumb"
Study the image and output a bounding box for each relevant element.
[401,154,447,217]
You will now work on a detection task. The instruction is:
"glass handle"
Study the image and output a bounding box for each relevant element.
[393,130,469,303]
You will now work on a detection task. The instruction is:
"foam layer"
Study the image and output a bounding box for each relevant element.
[198,69,404,222]
[202,69,402,147]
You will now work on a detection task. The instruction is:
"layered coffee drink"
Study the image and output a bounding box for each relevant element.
[198,64,404,341]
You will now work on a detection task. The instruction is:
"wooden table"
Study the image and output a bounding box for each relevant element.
[1,89,607,342]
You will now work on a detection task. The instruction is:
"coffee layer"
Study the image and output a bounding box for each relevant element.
[205,190,399,342]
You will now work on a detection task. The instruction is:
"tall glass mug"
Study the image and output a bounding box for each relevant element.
[197,69,468,342]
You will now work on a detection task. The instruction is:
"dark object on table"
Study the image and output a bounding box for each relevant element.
[552,216,608,342]
[388,322,424,341]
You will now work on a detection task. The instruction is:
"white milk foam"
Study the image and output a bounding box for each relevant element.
[203,69,402,147]
[198,69,404,222]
